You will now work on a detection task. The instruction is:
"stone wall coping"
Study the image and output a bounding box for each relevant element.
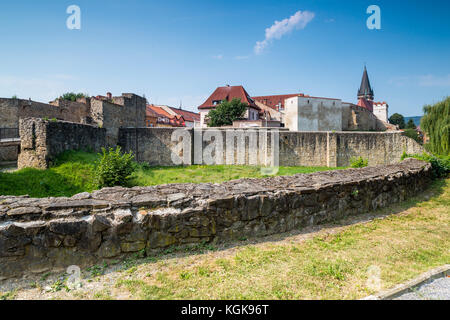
[0,159,429,224]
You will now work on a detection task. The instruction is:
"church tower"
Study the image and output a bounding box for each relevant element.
[357,66,374,101]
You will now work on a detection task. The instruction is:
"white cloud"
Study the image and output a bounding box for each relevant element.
[418,74,450,87]
[254,10,315,54]
[212,54,224,60]
[389,74,450,87]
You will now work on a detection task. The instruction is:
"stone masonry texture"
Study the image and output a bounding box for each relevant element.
[119,127,425,168]
[0,159,431,279]
[18,118,106,169]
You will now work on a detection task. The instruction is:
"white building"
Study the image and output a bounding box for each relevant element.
[373,102,389,123]
[284,96,343,131]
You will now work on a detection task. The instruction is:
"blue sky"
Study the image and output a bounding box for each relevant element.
[0,0,449,116]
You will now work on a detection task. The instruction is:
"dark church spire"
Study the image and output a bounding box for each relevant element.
[358,66,374,101]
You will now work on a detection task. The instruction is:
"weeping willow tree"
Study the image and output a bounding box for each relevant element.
[421,97,450,156]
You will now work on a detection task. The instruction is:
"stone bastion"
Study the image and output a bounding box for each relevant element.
[0,159,432,279]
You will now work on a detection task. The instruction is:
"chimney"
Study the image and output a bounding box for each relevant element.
[106,92,112,99]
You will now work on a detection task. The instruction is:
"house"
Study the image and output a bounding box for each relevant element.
[198,85,261,127]
[252,93,301,112]
[145,106,159,127]
[161,106,200,127]
[147,104,186,127]
[253,93,307,124]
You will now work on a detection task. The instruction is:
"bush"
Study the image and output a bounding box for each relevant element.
[403,128,423,144]
[60,92,89,102]
[401,152,450,179]
[350,156,369,168]
[94,147,136,188]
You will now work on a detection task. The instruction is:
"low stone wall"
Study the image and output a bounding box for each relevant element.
[0,159,431,279]
[18,118,106,169]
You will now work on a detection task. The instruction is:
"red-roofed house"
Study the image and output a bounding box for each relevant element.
[147,105,186,127]
[162,106,200,127]
[252,94,302,112]
[198,85,261,127]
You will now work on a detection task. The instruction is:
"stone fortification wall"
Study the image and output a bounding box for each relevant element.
[17,118,106,169]
[0,159,431,279]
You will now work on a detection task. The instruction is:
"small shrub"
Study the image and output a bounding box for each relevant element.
[403,128,423,144]
[94,147,136,188]
[401,152,450,179]
[350,156,368,168]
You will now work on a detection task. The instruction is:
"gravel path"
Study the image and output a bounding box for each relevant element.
[394,277,450,300]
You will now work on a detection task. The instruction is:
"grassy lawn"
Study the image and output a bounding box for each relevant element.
[2,178,448,300]
[0,150,345,198]
[107,179,449,300]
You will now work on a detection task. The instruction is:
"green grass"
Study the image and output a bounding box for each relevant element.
[109,178,450,300]
[5,178,449,300]
[0,150,345,198]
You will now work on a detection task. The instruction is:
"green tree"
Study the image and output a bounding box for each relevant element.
[406,119,416,129]
[404,128,423,144]
[389,113,406,129]
[421,97,450,156]
[60,92,89,102]
[207,98,248,127]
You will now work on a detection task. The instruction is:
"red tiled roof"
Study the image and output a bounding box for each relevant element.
[253,93,341,111]
[147,105,173,118]
[147,105,187,127]
[198,85,260,110]
[252,94,301,111]
[146,106,160,118]
[168,107,200,123]
[357,98,374,112]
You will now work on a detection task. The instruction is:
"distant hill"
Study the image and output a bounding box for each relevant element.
[404,116,422,127]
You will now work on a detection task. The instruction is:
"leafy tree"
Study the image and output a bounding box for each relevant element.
[60,92,89,102]
[207,98,248,127]
[389,113,406,129]
[421,97,450,156]
[406,119,416,129]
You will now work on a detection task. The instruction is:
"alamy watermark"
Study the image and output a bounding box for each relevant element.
[366,265,382,292]
[66,5,81,30]
[66,265,82,289]
[171,128,280,175]
[366,5,381,30]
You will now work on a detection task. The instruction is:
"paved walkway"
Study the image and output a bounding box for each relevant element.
[394,277,450,300]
